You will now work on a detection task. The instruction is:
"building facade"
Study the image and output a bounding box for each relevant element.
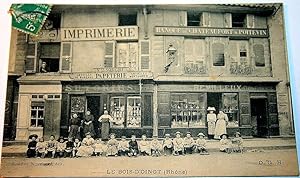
[13,4,293,140]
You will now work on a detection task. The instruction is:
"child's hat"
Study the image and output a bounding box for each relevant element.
[186,131,191,135]
[197,132,205,137]
[121,135,126,139]
[153,135,158,138]
[109,133,116,136]
[220,133,229,138]
[235,132,241,136]
[175,131,181,135]
[85,132,91,136]
[165,133,170,137]
[207,107,216,111]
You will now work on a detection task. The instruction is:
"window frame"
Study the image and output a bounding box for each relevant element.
[30,97,45,128]
[118,12,138,26]
[231,13,247,28]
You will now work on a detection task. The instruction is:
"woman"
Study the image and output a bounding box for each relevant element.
[83,110,95,137]
[76,132,95,157]
[68,113,81,139]
[214,111,229,139]
[207,107,217,139]
[98,110,113,141]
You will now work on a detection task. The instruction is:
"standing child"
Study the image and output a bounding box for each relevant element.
[56,137,66,158]
[220,134,232,154]
[73,138,81,158]
[36,137,47,158]
[45,135,57,158]
[172,131,184,156]
[94,138,106,156]
[162,134,173,156]
[118,136,129,156]
[128,135,139,157]
[195,133,209,155]
[139,134,151,156]
[26,136,37,158]
[150,136,161,157]
[183,132,195,154]
[232,132,244,153]
[65,137,74,158]
[106,133,118,156]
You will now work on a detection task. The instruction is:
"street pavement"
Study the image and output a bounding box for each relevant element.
[0,149,299,177]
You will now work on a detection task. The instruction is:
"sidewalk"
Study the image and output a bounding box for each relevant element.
[1,137,297,158]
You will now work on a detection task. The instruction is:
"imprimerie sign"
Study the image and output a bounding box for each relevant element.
[154,26,269,38]
[61,26,138,41]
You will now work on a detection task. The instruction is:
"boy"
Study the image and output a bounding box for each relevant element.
[128,135,139,157]
[151,136,161,157]
[162,134,173,156]
[172,131,184,156]
[139,134,151,156]
[183,132,195,154]
[45,135,57,158]
[220,134,232,154]
[56,137,66,158]
[106,133,118,156]
[118,136,129,156]
[232,132,244,153]
[73,138,81,158]
[26,136,37,158]
[195,133,209,155]
[65,137,74,158]
[36,137,47,158]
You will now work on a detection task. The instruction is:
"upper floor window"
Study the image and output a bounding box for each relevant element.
[118,13,137,26]
[42,13,61,30]
[39,43,60,72]
[232,13,247,28]
[187,12,201,26]
[212,43,225,66]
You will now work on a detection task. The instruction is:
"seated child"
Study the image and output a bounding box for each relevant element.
[151,136,162,157]
[56,137,66,158]
[139,134,151,156]
[172,131,184,156]
[106,133,118,156]
[26,136,37,158]
[36,137,47,158]
[220,134,232,154]
[73,138,81,158]
[118,136,129,156]
[231,132,244,153]
[195,133,209,155]
[94,138,106,156]
[65,137,74,158]
[183,132,195,154]
[128,135,139,157]
[45,135,57,158]
[162,134,173,156]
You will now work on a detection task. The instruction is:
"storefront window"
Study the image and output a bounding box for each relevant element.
[110,97,125,127]
[222,93,239,127]
[171,93,206,128]
[30,105,44,127]
[127,96,141,127]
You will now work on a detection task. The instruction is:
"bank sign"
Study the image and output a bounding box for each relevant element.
[61,26,138,41]
[154,26,268,38]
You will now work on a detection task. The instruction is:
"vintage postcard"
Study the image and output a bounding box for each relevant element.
[0,2,299,177]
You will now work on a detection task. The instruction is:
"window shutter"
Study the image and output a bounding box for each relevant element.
[60,42,72,73]
[247,14,255,28]
[140,40,150,70]
[25,42,37,73]
[229,41,238,62]
[202,12,210,27]
[212,43,225,66]
[224,13,232,27]
[253,44,265,67]
[104,41,115,68]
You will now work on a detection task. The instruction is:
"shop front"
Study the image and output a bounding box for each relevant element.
[157,82,280,138]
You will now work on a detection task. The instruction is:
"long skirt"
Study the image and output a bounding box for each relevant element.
[26,149,36,158]
[76,146,94,157]
[207,122,216,135]
[101,121,110,141]
[69,125,79,139]
[83,123,95,137]
[214,119,227,139]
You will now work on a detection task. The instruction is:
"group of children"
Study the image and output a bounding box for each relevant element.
[26,131,243,158]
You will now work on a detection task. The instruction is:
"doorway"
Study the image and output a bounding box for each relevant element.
[250,98,268,137]
[207,93,222,113]
[86,96,101,137]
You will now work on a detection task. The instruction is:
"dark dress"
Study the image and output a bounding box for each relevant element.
[83,115,95,137]
[68,117,81,139]
[128,140,139,156]
[27,140,37,158]
[65,141,74,157]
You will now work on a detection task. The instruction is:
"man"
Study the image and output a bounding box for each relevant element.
[40,61,48,73]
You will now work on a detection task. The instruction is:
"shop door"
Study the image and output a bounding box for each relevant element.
[207,93,222,113]
[251,99,268,137]
[86,96,101,137]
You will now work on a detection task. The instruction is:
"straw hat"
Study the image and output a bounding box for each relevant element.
[207,107,216,111]
[220,133,229,138]
[165,133,171,137]
[197,133,205,137]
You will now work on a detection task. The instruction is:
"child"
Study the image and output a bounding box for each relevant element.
[128,135,139,157]
[56,137,66,158]
[172,131,184,156]
[26,136,37,158]
[106,133,118,156]
[183,132,195,154]
[94,138,106,156]
[118,136,129,156]
[73,138,81,158]
[139,134,151,156]
[150,136,161,157]
[36,137,47,158]
[65,137,74,158]
[220,134,232,154]
[45,135,57,158]
[232,132,244,153]
[195,133,209,155]
[162,134,173,156]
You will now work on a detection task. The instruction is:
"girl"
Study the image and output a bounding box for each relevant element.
[56,137,66,158]
[220,134,232,154]
[150,136,161,157]
[36,137,47,158]
[139,134,151,156]
[172,131,184,156]
[162,134,173,156]
[94,138,106,156]
[73,138,81,158]
[183,132,195,154]
[118,136,129,156]
[26,136,37,158]
[65,137,74,158]
[195,133,209,155]
[45,135,57,158]
[77,132,95,157]
[232,132,244,153]
[128,135,139,157]
[106,133,119,156]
